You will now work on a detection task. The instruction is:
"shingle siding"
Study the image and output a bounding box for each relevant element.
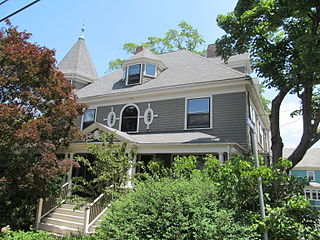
[92,92,248,149]
[211,92,248,149]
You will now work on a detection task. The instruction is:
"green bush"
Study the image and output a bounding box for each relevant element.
[0,230,54,240]
[95,176,258,240]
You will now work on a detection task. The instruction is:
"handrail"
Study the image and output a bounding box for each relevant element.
[35,182,69,229]
[83,193,109,233]
[88,193,104,207]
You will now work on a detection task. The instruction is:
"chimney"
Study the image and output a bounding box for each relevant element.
[207,44,218,58]
[135,46,145,55]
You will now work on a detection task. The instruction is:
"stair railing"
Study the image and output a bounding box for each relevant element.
[83,193,109,233]
[35,182,69,229]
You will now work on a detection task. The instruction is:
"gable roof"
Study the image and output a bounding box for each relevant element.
[284,148,320,169]
[76,50,247,99]
[58,39,98,81]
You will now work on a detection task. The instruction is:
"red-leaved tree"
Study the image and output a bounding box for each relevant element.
[0,21,84,229]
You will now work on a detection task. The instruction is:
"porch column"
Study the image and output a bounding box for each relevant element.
[126,154,136,188]
[218,152,224,163]
[67,153,73,194]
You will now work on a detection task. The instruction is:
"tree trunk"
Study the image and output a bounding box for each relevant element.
[288,85,319,169]
[270,89,288,165]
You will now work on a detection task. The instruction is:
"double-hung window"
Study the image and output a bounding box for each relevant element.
[187,97,210,129]
[127,64,142,85]
[307,171,315,182]
[82,109,96,130]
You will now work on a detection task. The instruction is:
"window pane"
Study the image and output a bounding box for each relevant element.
[187,98,210,129]
[305,191,311,199]
[146,64,156,76]
[121,106,138,132]
[128,64,141,75]
[188,98,209,114]
[187,114,210,128]
[128,64,141,85]
[312,191,317,200]
[82,109,95,129]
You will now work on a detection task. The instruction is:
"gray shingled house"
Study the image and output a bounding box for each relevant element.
[35,35,270,235]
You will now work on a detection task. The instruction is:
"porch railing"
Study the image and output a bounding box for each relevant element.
[83,193,109,233]
[35,182,69,229]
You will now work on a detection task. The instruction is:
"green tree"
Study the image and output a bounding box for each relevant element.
[0,22,84,229]
[215,0,320,167]
[108,21,206,70]
[71,132,136,202]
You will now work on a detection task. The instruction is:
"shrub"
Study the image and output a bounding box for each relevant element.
[0,229,54,240]
[95,176,258,240]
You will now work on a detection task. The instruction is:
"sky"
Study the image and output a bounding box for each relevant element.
[1,0,318,149]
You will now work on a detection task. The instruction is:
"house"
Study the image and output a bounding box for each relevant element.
[287,148,320,208]
[35,33,271,235]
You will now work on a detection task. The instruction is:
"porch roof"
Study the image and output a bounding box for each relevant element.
[82,122,229,145]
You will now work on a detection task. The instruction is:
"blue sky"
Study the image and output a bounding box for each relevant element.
[1,0,318,148]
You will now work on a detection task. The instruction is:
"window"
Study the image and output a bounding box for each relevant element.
[121,106,138,132]
[187,97,210,129]
[82,109,96,130]
[145,64,156,77]
[307,171,315,182]
[305,189,320,200]
[127,64,141,85]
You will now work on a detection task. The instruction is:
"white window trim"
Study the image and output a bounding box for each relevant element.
[81,107,97,131]
[144,63,157,78]
[119,103,140,133]
[126,64,142,86]
[307,171,315,182]
[305,189,320,201]
[184,96,213,130]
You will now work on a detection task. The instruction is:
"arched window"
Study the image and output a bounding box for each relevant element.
[121,105,138,132]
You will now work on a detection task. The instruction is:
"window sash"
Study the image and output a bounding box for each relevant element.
[145,64,156,76]
[128,64,141,85]
[187,98,210,129]
[307,171,315,181]
[82,109,96,130]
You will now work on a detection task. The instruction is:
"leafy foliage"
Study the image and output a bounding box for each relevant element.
[0,229,54,240]
[70,133,136,202]
[95,154,319,239]
[108,21,206,70]
[216,0,320,166]
[0,21,84,229]
[95,176,258,240]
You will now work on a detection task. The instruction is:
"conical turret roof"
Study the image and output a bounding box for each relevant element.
[58,38,98,82]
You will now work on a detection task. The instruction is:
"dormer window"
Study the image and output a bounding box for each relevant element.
[145,64,157,77]
[127,64,142,85]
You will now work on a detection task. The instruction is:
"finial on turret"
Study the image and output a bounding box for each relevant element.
[79,24,85,40]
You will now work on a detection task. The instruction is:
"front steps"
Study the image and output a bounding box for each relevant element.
[37,203,103,236]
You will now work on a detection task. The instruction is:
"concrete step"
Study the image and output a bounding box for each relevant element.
[54,207,85,217]
[48,212,84,223]
[38,222,82,236]
[60,203,85,211]
[43,217,83,229]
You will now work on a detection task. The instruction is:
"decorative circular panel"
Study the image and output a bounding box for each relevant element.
[107,111,116,127]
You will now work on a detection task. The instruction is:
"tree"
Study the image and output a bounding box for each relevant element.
[71,133,136,202]
[0,21,84,229]
[108,21,206,70]
[215,0,320,167]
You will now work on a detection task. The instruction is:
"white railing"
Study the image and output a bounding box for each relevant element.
[35,182,69,229]
[83,193,109,233]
